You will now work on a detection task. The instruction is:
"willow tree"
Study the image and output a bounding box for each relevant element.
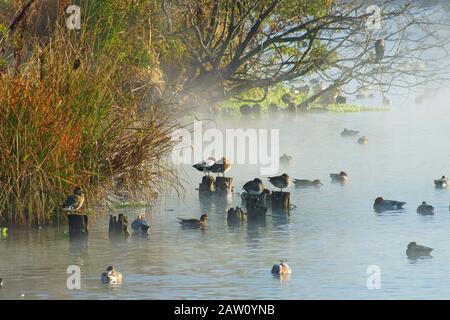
[155,0,449,106]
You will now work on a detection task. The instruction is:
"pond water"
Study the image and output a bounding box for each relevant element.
[2,94,450,300]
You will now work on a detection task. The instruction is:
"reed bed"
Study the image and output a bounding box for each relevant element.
[0,1,180,226]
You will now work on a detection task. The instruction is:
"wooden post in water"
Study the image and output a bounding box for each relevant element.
[245,195,267,216]
[108,214,130,239]
[271,191,290,211]
[199,175,215,196]
[215,177,233,196]
[68,214,89,240]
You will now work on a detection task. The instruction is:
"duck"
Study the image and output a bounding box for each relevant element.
[62,186,85,213]
[193,157,216,175]
[271,261,292,275]
[268,174,292,192]
[406,242,433,259]
[434,175,448,188]
[293,179,322,187]
[243,178,265,196]
[341,128,359,136]
[209,157,232,177]
[373,197,406,211]
[101,266,123,284]
[279,153,293,165]
[417,201,434,215]
[357,136,368,144]
[330,171,348,183]
[131,213,150,236]
[178,214,208,228]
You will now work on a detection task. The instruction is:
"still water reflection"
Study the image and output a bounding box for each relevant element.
[2,98,450,299]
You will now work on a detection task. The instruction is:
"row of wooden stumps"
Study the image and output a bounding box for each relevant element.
[109,214,130,239]
[199,176,234,196]
[243,191,290,216]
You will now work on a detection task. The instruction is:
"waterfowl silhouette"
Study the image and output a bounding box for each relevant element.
[373,197,406,211]
[243,178,265,196]
[101,266,123,284]
[330,171,348,183]
[341,128,359,136]
[268,174,292,192]
[209,157,232,177]
[178,214,208,228]
[375,39,385,62]
[294,179,322,187]
[131,213,150,236]
[417,201,434,215]
[406,242,433,259]
[279,153,293,165]
[434,175,448,188]
[193,157,216,175]
[271,261,292,275]
[357,136,368,144]
[62,187,85,213]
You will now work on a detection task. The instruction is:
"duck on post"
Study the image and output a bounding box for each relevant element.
[209,157,233,195]
[63,187,88,240]
[268,174,292,210]
[241,178,267,215]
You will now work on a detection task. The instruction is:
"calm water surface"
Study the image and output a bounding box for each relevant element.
[2,97,450,299]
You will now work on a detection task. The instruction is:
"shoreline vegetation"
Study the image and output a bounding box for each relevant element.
[0,1,444,226]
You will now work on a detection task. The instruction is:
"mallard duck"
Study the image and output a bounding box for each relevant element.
[373,197,406,211]
[341,128,359,136]
[271,261,292,275]
[417,201,434,215]
[434,175,448,188]
[268,174,292,192]
[178,214,208,228]
[406,242,433,259]
[294,179,322,187]
[243,178,264,196]
[62,186,85,213]
[279,153,293,165]
[101,266,123,284]
[131,213,150,236]
[330,171,348,183]
[209,157,232,177]
[357,136,368,144]
[193,157,216,175]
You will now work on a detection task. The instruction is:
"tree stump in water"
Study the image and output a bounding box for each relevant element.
[68,214,89,240]
[215,177,233,196]
[227,206,246,224]
[243,194,267,216]
[199,175,215,196]
[271,191,290,211]
[109,214,130,239]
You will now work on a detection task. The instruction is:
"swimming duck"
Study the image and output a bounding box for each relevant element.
[178,214,208,228]
[271,261,292,275]
[406,242,433,259]
[62,186,85,213]
[193,157,216,175]
[341,128,359,136]
[357,136,368,144]
[434,175,448,188]
[330,171,348,183]
[101,266,123,284]
[243,178,265,196]
[209,157,232,177]
[417,201,434,215]
[279,153,293,165]
[373,197,406,211]
[131,213,150,236]
[294,179,323,187]
[268,174,292,192]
